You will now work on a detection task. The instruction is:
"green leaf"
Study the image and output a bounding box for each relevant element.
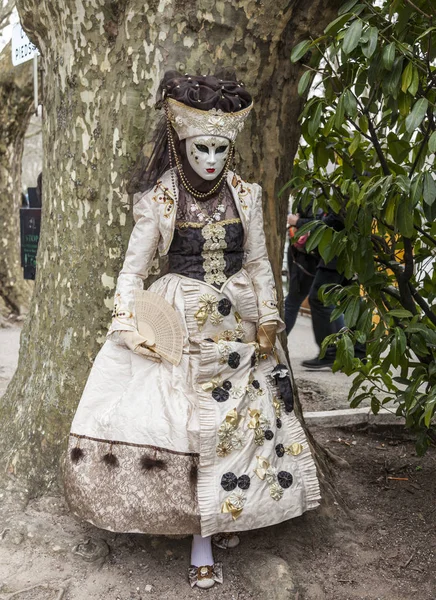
[384,196,396,225]
[305,224,327,253]
[411,174,423,206]
[298,70,313,96]
[388,136,410,163]
[408,65,419,96]
[323,113,335,136]
[343,89,358,118]
[405,98,428,133]
[350,392,369,408]
[355,69,368,97]
[429,132,436,154]
[318,226,333,260]
[338,0,360,14]
[415,26,436,42]
[385,56,404,98]
[344,296,361,328]
[356,308,373,337]
[424,397,436,428]
[393,376,411,386]
[335,93,346,129]
[371,396,381,415]
[321,230,346,264]
[315,142,330,168]
[308,101,323,137]
[358,114,368,133]
[383,42,396,70]
[401,61,413,93]
[349,373,366,399]
[396,174,411,193]
[396,198,415,237]
[337,335,355,371]
[423,199,436,222]
[342,19,363,54]
[398,91,412,117]
[349,131,361,156]
[291,40,312,63]
[390,328,407,367]
[386,309,414,318]
[362,26,378,58]
[423,172,436,206]
[324,13,354,36]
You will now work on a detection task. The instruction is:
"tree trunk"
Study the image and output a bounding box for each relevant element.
[1,0,341,497]
[0,42,34,316]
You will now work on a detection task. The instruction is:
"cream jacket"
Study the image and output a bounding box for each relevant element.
[108,169,284,336]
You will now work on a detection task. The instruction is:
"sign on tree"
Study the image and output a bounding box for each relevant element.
[11,23,39,66]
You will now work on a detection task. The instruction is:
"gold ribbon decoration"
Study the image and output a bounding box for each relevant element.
[221,490,246,520]
[194,294,218,330]
[285,442,304,456]
[254,455,270,480]
[194,306,209,330]
[247,408,261,430]
[225,408,240,428]
[273,397,282,417]
[201,378,222,392]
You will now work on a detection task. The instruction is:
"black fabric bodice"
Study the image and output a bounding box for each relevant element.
[168,183,244,289]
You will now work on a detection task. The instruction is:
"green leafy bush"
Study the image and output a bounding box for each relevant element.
[290,0,436,453]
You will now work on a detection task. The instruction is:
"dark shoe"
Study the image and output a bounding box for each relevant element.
[301,356,335,370]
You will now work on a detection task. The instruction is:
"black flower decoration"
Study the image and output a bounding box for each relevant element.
[276,418,282,429]
[278,471,293,489]
[250,353,257,368]
[252,380,260,389]
[228,352,241,369]
[264,430,274,440]
[238,475,251,490]
[221,472,238,491]
[222,380,232,391]
[217,298,232,316]
[275,444,285,458]
[212,387,229,402]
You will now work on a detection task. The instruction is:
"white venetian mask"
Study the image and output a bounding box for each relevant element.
[186,135,230,181]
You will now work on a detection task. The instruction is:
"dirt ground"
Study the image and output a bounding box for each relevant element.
[1,426,435,600]
[1,323,435,599]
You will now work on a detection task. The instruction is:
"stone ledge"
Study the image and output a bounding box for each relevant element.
[304,407,404,427]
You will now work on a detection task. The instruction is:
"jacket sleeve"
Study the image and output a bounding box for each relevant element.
[107,190,161,336]
[243,183,285,332]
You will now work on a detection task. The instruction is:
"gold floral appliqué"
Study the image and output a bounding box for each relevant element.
[152,182,175,218]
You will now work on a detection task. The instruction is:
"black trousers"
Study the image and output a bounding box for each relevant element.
[308,267,346,358]
[284,251,318,334]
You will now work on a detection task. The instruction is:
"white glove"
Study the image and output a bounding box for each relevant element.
[118,330,161,362]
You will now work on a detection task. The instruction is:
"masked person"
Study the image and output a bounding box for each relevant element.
[64,71,320,590]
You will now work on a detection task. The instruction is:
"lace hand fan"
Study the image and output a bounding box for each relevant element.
[134,290,184,366]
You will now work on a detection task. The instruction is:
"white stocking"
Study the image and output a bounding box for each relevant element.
[191,534,214,567]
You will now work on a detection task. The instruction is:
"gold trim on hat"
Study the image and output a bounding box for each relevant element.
[166,98,253,141]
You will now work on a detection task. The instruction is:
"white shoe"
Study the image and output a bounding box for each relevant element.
[188,564,223,589]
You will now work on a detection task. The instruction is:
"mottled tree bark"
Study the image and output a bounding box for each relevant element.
[1,0,341,496]
[0,42,33,316]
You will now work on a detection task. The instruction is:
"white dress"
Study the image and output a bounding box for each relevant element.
[64,170,320,537]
